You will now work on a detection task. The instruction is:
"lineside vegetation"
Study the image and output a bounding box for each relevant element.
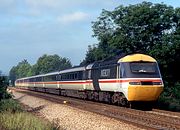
[0,76,59,130]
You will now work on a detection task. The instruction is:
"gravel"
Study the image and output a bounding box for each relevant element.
[12,90,144,130]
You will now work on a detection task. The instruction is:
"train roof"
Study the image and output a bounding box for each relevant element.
[118,53,156,62]
[86,63,94,70]
[59,66,85,74]
[16,74,45,81]
[44,71,59,76]
[15,67,86,81]
[92,53,126,68]
[92,53,156,68]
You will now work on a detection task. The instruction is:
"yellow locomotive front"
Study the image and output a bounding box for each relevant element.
[118,54,164,102]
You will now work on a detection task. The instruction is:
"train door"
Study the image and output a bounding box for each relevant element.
[86,69,92,90]
[56,74,60,89]
[92,68,101,91]
[118,63,123,89]
[85,64,95,90]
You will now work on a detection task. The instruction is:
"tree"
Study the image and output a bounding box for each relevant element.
[9,67,17,86]
[80,45,99,65]
[33,54,72,75]
[16,60,32,78]
[90,2,178,54]
[9,60,32,85]
[9,54,72,83]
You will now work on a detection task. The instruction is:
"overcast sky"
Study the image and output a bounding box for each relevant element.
[0,0,179,75]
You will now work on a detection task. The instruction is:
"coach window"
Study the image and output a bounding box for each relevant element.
[34,77,38,82]
[64,74,67,80]
[31,78,34,82]
[74,73,78,79]
[83,71,86,80]
[56,75,59,81]
[62,74,69,80]
[44,76,50,81]
[50,75,53,81]
[29,78,32,82]
[52,75,56,81]
[67,74,69,79]
[44,76,47,81]
[36,77,42,82]
[70,73,73,80]
[61,74,66,80]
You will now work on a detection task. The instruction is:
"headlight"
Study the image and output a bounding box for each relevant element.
[129,82,141,85]
[153,82,162,85]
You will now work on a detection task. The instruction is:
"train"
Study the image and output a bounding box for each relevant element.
[15,53,164,109]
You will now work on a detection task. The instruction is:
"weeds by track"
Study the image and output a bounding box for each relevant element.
[12,88,180,130]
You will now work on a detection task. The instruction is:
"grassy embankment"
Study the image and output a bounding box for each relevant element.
[0,99,59,130]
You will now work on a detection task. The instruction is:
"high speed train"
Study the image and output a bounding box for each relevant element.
[15,53,164,109]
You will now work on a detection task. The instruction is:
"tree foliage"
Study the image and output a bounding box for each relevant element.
[9,54,72,84]
[9,60,32,84]
[32,54,72,75]
[89,2,179,58]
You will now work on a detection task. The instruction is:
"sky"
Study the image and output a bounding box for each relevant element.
[0,0,179,75]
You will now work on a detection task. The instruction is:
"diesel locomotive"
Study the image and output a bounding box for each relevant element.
[15,53,164,109]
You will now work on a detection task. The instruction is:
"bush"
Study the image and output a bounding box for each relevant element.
[0,76,11,100]
[0,99,22,113]
[157,92,180,112]
[156,81,180,112]
[172,82,180,100]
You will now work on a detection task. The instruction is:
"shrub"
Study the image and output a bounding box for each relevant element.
[157,92,180,112]
[0,99,22,113]
[0,76,11,100]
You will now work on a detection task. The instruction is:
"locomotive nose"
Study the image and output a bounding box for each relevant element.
[127,80,163,101]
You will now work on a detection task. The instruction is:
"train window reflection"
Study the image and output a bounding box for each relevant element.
[130,62,156,73]
[119,63,126,78]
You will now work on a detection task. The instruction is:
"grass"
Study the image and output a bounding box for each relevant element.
[0,112,57,130]
[0,99,59,130]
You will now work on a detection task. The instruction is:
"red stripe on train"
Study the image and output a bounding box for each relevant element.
[99,79,162,83]
[20,79,162,85]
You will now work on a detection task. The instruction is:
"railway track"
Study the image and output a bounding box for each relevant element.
[12,88,180,130]
[152,109,180,119]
